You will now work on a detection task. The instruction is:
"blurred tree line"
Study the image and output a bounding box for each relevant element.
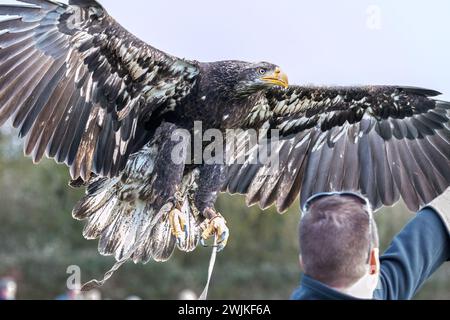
[0,130,449,300]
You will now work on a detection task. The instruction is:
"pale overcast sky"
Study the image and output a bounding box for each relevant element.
[2,0,450,99]
[99,0,450,100]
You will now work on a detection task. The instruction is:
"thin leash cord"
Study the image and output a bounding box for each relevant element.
[199,236,218,300]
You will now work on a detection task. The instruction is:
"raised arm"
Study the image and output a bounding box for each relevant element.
[375,188,450,300]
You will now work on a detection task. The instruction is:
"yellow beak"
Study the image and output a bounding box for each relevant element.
[261,67,289,88]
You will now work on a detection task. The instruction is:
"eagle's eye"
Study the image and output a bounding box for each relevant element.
[258,68,267,75]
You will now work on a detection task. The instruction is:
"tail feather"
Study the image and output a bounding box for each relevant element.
[147,205,178,262]
[82,197,119,240]
[74,184,175,262]
[72,178,116,221]
[98,201,153,261]
[73,174,203,264]
[72,123,202,269]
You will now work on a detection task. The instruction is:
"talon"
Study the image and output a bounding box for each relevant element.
[200,210,229,251]
[220,229,229,242]
[169,207,186,244]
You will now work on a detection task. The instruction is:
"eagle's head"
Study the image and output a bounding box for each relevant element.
[234,61,289,95]
[200,61,289,99]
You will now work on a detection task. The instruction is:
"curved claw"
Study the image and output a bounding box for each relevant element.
[200,238,208,248]
[217,229,229,252]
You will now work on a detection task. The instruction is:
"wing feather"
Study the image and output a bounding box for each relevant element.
[0,0,198,179]
[370,124,398,206]
[226,86,450,212]
[47,89,81,160]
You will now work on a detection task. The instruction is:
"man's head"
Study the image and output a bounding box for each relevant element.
[299,192,380,295]
[0,277,17,300]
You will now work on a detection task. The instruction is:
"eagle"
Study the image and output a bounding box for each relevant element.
[0,0,449,269]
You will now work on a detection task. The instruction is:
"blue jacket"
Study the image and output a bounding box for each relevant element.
[291,208,450,300]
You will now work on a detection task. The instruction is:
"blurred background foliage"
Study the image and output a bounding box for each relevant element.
[0,130,449,300]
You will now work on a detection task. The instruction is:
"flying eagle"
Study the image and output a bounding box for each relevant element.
[1,0,449,267]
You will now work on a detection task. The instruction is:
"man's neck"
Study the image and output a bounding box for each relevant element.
[332,273,378,300]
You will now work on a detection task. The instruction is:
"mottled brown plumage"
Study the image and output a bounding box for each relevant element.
[0,0,449,273]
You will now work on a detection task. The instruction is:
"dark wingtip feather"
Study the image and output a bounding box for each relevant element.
[398,86,442,97]
[68,0,103,9]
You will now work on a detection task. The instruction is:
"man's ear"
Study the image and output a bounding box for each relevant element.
[369,248,380,275]
[299,255,304,270]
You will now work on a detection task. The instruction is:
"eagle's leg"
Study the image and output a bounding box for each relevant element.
[165,169,202,249]
[168,207,187,244]
[194,164,229,251]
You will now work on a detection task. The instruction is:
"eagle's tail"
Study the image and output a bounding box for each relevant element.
[71,129,201,264]
[70,123,202,289]
[72,177,171,263]
[73,177,175,290]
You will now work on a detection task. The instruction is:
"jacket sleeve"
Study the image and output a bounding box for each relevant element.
[427,188,450,237]
[374,206,450,300]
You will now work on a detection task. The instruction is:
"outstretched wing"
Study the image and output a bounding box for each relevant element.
[224,86,450,212]
[0,0,198,179]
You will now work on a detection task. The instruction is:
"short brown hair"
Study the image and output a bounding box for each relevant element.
[299,195,379,288]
